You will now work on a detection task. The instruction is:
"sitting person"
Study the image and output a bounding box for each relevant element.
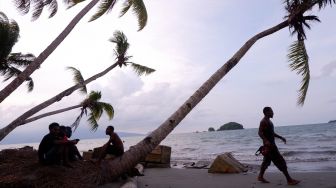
[59,126,83,161]
[97,125,124,163]
[38,122,78,167]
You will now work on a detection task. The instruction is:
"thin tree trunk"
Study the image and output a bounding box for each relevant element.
[21,104,82,125]
[0,62,118,141]
[99,20,290,181]
[0,0,100,103]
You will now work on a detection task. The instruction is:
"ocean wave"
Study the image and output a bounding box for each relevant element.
[282,150,336,157]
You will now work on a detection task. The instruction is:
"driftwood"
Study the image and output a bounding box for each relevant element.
[208,152,247,173]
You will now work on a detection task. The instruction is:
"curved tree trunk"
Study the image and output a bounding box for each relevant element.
[21,104,82,125]
[0,0,100,103]
[0,62,118,141]
[98,20,290,181]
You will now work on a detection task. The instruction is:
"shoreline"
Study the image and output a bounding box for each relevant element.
[101,168,336,188]
[137,168,336,188]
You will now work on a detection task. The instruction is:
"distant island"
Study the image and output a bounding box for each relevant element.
[208,122,244,132]
[329,120,336,124]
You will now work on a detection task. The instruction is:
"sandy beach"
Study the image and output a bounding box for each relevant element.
[137,168,336,188]
[103,168,336,188]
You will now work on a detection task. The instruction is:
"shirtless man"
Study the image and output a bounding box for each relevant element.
[98,125,124,162]
[258,107,300,185]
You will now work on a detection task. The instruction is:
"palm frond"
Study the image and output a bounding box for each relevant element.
[119,0,147,31]
[90,103,103,120]
[316,0,336,9]
[12,0,31,15]
[31,0,44,21]
[88,90,102,101]
[64,0,87,9]
[87,112,99,131]
[44,0,58,18]
[99,102,114,119]
[129,62,155,76]
[7,53,35,66]
[26,77,34,92]
[71,108,86,131]
[0,13,20,60]
[288,40,310,106]
[119,0,132,17]
[66,66,87,94]
[2,66,34,91]
[89,0,116,22]
[131,0,147,31]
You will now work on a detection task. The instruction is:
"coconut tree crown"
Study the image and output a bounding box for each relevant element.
[0,12,35,91]
[284,0,336,105]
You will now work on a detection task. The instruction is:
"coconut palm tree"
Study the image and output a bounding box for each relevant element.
[0,12,35,91]
[93,0,336,181]
[0,30,154,141]
[22,90,114,131]
[0,0,148,103]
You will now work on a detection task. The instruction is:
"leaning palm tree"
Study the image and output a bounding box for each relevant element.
[0,0,148,103]
[92,0,336,181]
[0,30,155,141]
[22,90,114,131]
[0,12,35,91]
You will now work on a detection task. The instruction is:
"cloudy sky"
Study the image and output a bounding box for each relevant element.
[0,0,335,144]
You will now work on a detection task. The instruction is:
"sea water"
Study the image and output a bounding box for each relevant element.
[1,123,335,172]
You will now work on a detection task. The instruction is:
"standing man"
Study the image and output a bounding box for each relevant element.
[98,125,124,163]
[258,107,300,185]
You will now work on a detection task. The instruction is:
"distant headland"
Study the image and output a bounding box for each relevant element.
[208,122,244,132]
[328,120,336,124]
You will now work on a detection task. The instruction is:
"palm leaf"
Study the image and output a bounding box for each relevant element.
[316,0,336,9]
[7,53,35,66]
[44,0,58,18]
[66,66,87,94]
[31,0,44,21]
[26,77,34,92]
[89,0,116,22]
[129,62,155,76]
[99,102,114,119]
[0,13,20,60]
[288,40,310,106]
[87,112,99,131]
[88,90,102,101]
[2,66,34,91]
[119,0,147,31]
[12,0,31,15]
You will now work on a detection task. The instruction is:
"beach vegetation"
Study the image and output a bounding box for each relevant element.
[0,0,148,103]
[0,12,35,92]
[0,30,155,141]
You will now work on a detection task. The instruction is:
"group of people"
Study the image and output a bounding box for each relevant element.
[38,107,300,185]
[38,123,124,168]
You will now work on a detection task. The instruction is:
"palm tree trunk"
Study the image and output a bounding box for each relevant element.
[98,20,290,181]
[0,62,118,142]
[21,104,82,125]
[0,0,100,103]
